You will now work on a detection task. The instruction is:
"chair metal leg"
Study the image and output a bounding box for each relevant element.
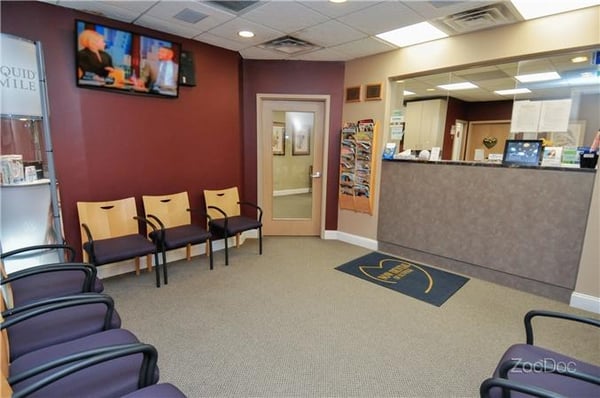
[224,235,229,266]
[208,239,213,270]
[161,242,168,286]
[258,227,262,255]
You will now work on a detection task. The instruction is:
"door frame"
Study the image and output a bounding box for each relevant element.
[256,94,331,238]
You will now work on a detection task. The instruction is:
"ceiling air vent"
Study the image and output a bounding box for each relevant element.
[432,2,522,34]
[259,36,320,55]
[206,1,261,14]
[174,8,208,24]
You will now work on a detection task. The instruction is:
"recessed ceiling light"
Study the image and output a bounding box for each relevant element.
[376,22,448,48]
[511,0,600,20]
[329,0,347,3]
[494,88,532,96]
[437,82,478,90]
[238,30,255,38]
[403,90,415,96]
[515,72,561,83]
[571,56,589,63]
[426,88,435,92]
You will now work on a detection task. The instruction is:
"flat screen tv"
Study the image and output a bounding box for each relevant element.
[502,139,543,167]
[76,19,181,98]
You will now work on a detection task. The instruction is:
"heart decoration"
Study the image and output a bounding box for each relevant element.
[483,137,498,149]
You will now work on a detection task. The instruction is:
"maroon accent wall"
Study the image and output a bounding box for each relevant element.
[442,98,513,159]
[2,2,243,258]
[242,60,345,231]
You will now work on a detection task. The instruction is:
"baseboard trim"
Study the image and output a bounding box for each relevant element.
[323,230,378,251]
[570,292,600,314]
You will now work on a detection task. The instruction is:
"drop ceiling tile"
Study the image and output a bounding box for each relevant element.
[142,1,236,32]
[330,37,396,59]
[135,15,203,38]
[294,19,368,47]
[241,1,329,33]
[337,2,425,35]
[291,47,353,62]
[55,0,149,23]
[298,0,377,18]
[207,17,284,47]
[193,32,247,52]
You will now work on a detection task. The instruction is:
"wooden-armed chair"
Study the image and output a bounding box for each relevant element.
[142,192,213,283]
[203,187,262,265]
[76,197,162,287]
[480,309,600,398]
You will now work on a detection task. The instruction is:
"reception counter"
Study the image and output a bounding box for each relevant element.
[378,160,597,302]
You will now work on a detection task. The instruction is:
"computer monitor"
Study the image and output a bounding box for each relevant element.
[502,139,543,167]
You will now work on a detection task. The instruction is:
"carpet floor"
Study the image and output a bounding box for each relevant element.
[103,237,599,397]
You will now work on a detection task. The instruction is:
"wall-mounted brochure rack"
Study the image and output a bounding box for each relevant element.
[339,119,378,215]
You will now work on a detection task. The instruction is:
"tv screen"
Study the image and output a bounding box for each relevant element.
[76,20,181,98]
[502,139,543,167]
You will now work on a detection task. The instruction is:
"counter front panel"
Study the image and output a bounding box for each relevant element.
[378,161,596,302]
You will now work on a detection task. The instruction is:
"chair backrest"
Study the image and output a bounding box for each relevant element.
[77,197,140,262]
[0,311,9,382]
[77,197,140,241]
[142,192,191,232]
[204,187,241,220]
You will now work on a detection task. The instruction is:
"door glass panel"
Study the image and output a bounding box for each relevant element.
[272,111,314,219]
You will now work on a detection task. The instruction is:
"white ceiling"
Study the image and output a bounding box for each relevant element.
[45,0,599,102]
[47,0,510,61]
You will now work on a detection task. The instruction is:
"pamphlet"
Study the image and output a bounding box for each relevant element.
[382,142,397,160]
[561,146,579,167]
[541,146,562,167]
[429,147,441,161]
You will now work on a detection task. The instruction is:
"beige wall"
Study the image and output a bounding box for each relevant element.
[341,6,600,300]
[575,170,600,298]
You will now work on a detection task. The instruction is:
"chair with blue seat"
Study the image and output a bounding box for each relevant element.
[1,244,104,307]
[3,343,186,398]
[77,197,162,287]
[1,293,122,361]
[142,191,213,283]
[480,309,600,398]
[203,187,262,265]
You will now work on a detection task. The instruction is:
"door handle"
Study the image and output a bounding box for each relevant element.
[310,171,321,178]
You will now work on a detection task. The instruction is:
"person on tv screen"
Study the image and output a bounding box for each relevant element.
[136,46,178,94]
[77,29,114,81]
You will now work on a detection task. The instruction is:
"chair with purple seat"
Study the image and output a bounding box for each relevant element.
[77,197,162,287]
[1,244,104,307]
[203,187,262,266]
[4,343,186,398]
[1,293,122,361]
[480,309,600,398]
[142,191,213,284]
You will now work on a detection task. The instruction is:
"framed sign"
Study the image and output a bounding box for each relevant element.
[345,86,361,103]
[365,83,382,101]
[292,126,310,155]
[272,123,285,155]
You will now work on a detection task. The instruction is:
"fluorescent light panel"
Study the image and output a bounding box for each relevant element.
[376,22,448,48]
[437,82,478,90]
[494,88,531,95]
[511,0,600,20]
[515,72,561,83]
